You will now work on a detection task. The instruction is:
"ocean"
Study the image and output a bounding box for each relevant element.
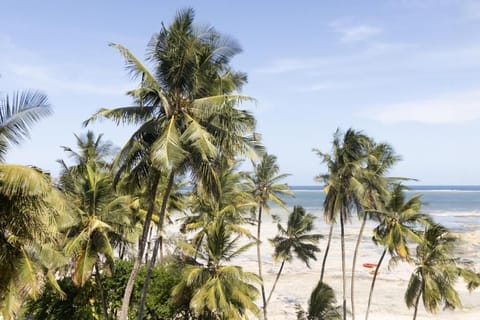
[283,185,480,233]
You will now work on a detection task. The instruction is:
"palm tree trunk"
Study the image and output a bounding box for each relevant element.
[95,263,109,320]
[351,214,367,320]
[159,236,164,262]
[137,171,175,320]
[365,249,386,320]
[256,205,268,320]
[412,292,421,320]
[118,170,160,320]
[145,225,153,264]
[267,259,285,304]
[340,212,347,320]
[320,223,334,284]
[119,242,125,261]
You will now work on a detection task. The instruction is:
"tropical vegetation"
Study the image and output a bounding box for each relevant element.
[405,223,479,320]
[1,7,479,320]
[267,206,322,306]
[245,153,292,319]
[296,281,342,320]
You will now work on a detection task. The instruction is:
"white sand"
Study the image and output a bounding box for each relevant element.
[165,210,480,320]
[249,213,480,320]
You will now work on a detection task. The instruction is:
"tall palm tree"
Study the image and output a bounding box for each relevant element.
[315,128,371,320]
[59,131,134,320]
[405,223,475,320]
[172,214,260,319]
[245,153,292,320]
[350,142,400,320]
[296,281,342,320]
[0,90,66,319]
[84,9,260,320]
[364,184,431,320]
[267,206,322,304]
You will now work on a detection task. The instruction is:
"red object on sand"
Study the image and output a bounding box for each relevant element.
[363,263,378,268]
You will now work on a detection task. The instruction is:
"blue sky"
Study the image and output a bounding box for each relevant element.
[2,0,480,185]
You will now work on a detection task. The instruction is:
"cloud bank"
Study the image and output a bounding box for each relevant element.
[367,89,480,124]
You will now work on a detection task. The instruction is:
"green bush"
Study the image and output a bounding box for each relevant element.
[23,278,101,320]
[23,258,190,320]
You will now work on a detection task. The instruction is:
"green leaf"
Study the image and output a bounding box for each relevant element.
[151,116,187,170]
[181,114,217,160]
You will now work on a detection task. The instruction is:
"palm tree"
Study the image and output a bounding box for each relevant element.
[84,9,260,319]
[245,153,292,320]
[350,142,400,320]
[315,128,371,320]
[0,90,66,319]
[296,281,342,320]
[405,223,476,320]
[59,131,134,320]
[0,167,68,320]
[172,214,260,319]
[267,206,322,304]
[0,90,52,161]
[364,184,431,320]
[182,159,255,258]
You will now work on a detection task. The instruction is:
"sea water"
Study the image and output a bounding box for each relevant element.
[282,185,480,233]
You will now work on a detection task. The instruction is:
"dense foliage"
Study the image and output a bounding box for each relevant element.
[23,260,187,320]
[1,7,479,320]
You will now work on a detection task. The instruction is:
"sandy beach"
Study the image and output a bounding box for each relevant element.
[163,208,480,320]
[206,212,480,320]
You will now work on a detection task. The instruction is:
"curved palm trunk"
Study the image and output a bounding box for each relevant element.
[266,259,285,304]
[412,292,421,320]
[320,223,334,284]
[256,205,268,320]
[95,263,109,320]
[365,249,386,320]
[340,212,347,320]
[137,171,175,320]
[351,214,367,320]
[118,170,160,320]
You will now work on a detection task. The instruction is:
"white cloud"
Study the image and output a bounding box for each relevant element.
[255,57,328,74]
[255,41,406,75]
[256,41,480,85]
[339,25,383,43]
[0,36,130,96]
[10,64,129,96]
[366,89,480,124]
[296,82,335,93]
[330,20,383,43]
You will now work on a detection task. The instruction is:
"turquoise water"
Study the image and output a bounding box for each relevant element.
[283,185,480,232]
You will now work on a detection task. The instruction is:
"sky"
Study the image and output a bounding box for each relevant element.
[2,0,480,185]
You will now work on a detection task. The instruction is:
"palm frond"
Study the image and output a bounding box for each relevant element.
[0,164,51,197]
[181,114,217,160]
[0,91,51,161]
[84,106,154,126]
[151,116,187,169]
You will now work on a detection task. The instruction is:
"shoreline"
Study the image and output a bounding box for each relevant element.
[164,210,480,320]
[257,214,480,320]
